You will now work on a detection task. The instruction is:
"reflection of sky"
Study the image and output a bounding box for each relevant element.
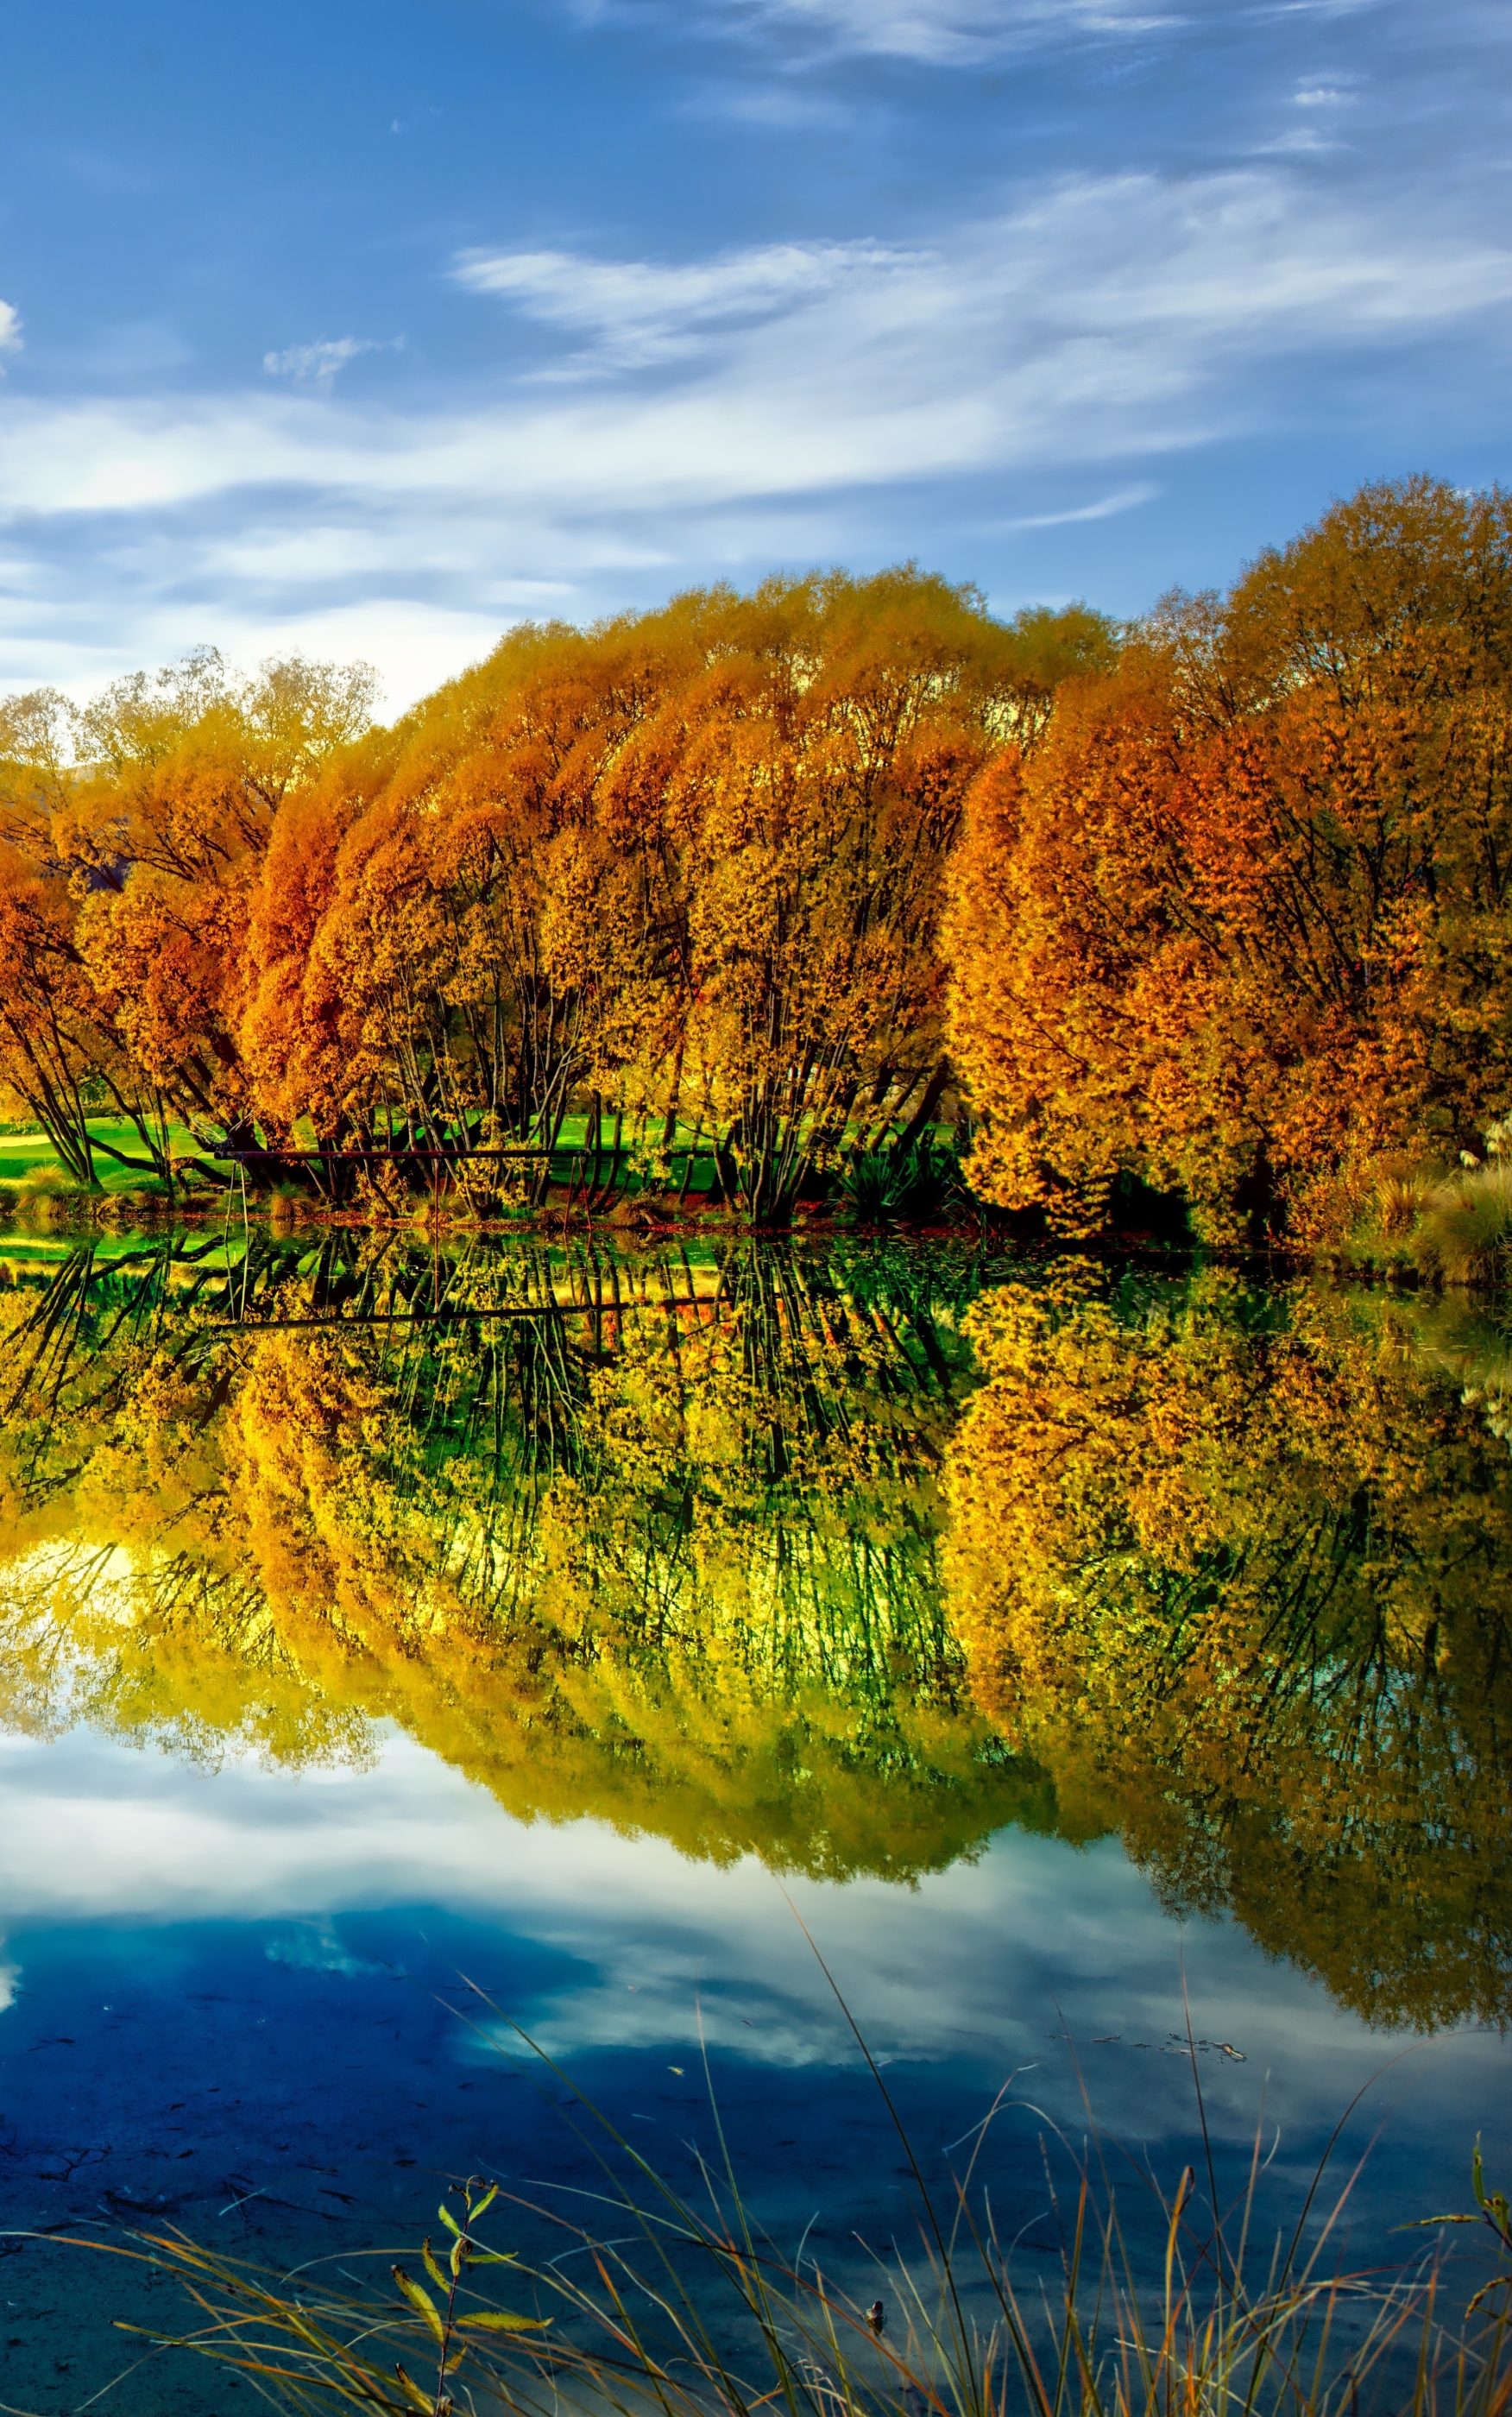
[0,1714,1505,2414]
[2,1724,1503,2190]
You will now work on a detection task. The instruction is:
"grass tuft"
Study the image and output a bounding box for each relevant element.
[1413,1164,1512,1288]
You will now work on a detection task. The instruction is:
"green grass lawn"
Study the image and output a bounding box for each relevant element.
[0,1119,201,1191]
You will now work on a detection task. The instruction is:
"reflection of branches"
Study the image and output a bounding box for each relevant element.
[948,1271,1512,2027]
[0,1229,1031,1877]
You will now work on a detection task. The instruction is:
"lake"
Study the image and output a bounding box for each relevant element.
[0,1226,1507,2412]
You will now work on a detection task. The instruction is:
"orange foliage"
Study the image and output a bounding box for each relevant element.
[944,1266,1512,2026]
[230,572,1090,1213]
[948,478,1512,1241]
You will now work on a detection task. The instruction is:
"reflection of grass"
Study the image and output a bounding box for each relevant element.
[68,1989,1512,2417]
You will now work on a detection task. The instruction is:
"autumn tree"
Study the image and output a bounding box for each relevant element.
[947,478,1512,1240]
[64,650,376,1161]
[0,849,123,1182]
[256,572,1108,1217]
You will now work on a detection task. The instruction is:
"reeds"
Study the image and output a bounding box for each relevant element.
[1412,1164,1512,1289]
[56,1986,1512,2417]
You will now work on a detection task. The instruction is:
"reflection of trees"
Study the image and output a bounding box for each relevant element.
[0,1234,1046,1879]
[945,1270,1512,2030]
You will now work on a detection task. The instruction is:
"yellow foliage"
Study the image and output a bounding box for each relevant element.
[945,1266,1512,2025]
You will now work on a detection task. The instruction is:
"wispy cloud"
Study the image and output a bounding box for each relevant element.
[452,238,923,371]
[263,336,398,391]
[572,0,1188,66]
[449,168,1512,438]
[0,159,1508,704]
[0,302,22,369]
[1005,483,1158,527]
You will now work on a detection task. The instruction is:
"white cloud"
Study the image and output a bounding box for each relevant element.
[1005,481,1158,527]
[0,301,22,367]
[0,1723,1498,2164]
[263,335,397,390]
[453,237,923,370]
[573,0,1189,67]
[570,0,1396,65]
[0,161,1508,707]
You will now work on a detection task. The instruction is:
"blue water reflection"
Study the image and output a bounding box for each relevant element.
[0,1726,1503,2281]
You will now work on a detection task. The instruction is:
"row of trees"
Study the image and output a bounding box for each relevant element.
[949,476,1512,1241]
[4,476,1510,1239]
[0,577,1106,1220]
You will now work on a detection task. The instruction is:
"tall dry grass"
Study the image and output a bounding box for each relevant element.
[1413,1164,1512,1289]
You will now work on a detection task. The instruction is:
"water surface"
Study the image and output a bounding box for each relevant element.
[0,1229,1507,2409]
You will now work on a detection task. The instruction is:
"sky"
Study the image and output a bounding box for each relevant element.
[0,0,1509,713]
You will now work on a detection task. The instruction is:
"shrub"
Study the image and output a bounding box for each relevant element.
[841,1139,964,1223]
[1414,1163,1512,1287]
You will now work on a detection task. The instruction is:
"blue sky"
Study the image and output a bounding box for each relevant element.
[1,0,1509,710]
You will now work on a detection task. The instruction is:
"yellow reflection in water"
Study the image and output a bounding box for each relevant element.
[945,1267,1512,2030]
[2,1237,1509,2028]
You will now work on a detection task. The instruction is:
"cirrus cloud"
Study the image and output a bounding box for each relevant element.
[0,159,1509,706]
[263,335,400,391]
[452,237,929,371]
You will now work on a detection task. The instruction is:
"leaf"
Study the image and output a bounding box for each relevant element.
[437,2204,463,2239]
[457,2311,554,2333]
[391,2265,445,2342]
[393,2363,438,2415]
[421,2237,448,2291]
[469,2183,499,2222]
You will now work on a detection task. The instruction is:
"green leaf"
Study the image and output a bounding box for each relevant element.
[470,2183,500,2222]
[421,2237,448,2291]
[467,2250,520,2268]
[450,2234,465,2281]
[391,2265,445,2342]
[457,2311,554,2333]
[437,2205,463,2239]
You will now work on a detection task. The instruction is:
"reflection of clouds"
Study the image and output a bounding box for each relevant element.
[0,1724,1504,2168]
[263,1920,384,1977]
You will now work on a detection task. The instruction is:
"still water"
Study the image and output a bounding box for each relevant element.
[0,1227,1507,2409]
